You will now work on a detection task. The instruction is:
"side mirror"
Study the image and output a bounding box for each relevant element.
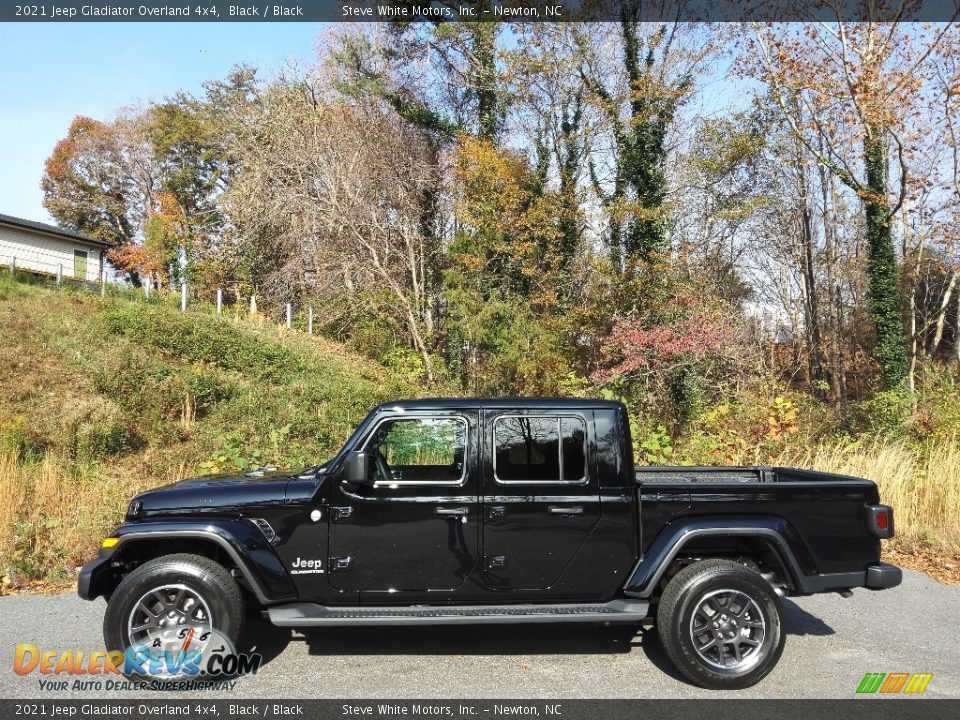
[343,451,372,484]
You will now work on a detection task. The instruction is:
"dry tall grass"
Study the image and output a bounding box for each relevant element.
[3,440,959,583]
[778,440,960,550]
[0,450,138,579]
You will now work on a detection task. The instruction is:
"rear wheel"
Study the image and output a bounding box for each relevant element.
[656,559,785,689]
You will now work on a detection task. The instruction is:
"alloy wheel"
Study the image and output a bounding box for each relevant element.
[126,583,212,647]
[689,587,767,672]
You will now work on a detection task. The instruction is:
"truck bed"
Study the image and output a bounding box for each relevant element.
[634,466,864,484]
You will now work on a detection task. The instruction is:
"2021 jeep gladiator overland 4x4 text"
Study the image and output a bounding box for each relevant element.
[79,398,901,688]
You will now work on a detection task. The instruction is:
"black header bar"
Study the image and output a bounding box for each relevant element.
[3,0,960,23]
[0,700,959,720]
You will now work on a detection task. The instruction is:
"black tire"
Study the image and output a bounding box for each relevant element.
[656,559,785,690]
[103,553,244,675]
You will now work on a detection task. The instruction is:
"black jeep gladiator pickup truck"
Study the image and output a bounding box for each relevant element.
[79,398,901,689]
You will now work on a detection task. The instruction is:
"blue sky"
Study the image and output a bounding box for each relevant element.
[0,22,323,224]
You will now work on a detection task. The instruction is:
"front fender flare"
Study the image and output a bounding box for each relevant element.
[78,519,297,604]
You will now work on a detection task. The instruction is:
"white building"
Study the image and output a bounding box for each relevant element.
[0,212,108,283]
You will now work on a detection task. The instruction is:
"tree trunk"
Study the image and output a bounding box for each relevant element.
[931,269,958,355]
[862,133,907,388]
[904,201,920,393]
[955,295,960,365]
[821,164,849,422]
[796,149,824,393]
[619,15,670,264]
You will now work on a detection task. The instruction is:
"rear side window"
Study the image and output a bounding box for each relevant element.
[494,416,587,484]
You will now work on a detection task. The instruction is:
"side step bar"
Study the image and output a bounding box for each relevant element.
[268,599,649,627]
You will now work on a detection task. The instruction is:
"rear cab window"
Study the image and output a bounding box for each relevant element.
[493,415,587,485]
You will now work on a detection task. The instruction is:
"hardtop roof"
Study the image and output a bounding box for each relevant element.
[373,397,625,411]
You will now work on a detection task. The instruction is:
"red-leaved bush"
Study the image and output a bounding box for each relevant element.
[592,315,730,384]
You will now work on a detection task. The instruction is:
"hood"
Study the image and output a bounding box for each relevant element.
[130,468,322,514]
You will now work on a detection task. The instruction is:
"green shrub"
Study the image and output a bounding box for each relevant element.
[0,414,33,460]
[93,343,233,431]
[667,364,705,431]
[43,397,135,458]
[380,346,427,385]
[913,368,960,441]
[183,367,232,415]
[638,425,675,465]
[93,345,177,419]
[348,310,404,361]
[849,386,913,438]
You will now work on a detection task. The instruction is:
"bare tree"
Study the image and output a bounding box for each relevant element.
[226,79,441,382]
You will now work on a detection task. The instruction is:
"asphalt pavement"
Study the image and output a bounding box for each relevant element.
[0,569,956,699]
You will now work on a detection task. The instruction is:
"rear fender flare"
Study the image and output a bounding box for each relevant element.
[623,515,815,597]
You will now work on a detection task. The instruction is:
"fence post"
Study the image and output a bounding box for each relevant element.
[181,282,187,312]
[101,280,106,299]
[144,279,151,300]
[286,303,292,329]
[308,307,313,336]
[8,257,14,273]
[57,264,63,286]
[250,294,257,316]
[216,288,223,314]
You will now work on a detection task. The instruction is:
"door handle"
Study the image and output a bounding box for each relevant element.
[331,506,353,522]
[548,505,584,515]
[329,556,353,572]
[435,506,470,517]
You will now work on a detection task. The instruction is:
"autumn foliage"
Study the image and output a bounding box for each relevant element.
[593,315,730,384]
[34,24,960,462]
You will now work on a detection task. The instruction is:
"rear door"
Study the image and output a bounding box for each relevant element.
[480,409,601,591]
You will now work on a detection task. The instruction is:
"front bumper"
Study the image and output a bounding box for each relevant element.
[77,554,114,601]
[865,562,903,590]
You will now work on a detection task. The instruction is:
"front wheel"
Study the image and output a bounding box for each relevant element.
[656,559,785,689]
[103,553,244,677]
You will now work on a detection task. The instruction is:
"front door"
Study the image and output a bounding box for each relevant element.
[481,410,601,591]
[327,411,480,600]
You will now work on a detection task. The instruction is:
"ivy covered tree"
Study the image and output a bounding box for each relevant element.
[578,15,708,271]
[746,22,950,388]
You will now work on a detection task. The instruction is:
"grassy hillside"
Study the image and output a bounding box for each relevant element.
[1,271,958,589]
[0,272,415,585]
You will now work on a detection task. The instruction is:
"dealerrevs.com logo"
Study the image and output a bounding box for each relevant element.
[14,625,262,691]
[856,672,934,695]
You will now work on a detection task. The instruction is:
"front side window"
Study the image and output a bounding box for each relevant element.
[494,416,587,484]
[366,416,467,484]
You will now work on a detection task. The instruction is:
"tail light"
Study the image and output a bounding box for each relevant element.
[867,504,894,539]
